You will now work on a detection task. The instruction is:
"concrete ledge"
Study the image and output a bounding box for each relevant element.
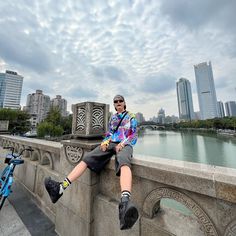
[0,135,62,153]
[105,154,236,204]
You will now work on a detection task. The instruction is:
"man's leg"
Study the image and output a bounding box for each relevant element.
[116,146,139,230]
[44,161,88,204]
[120,165,132,192]
[44,145,114,204]
[67,161,87,182]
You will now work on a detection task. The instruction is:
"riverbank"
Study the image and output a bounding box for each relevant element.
[172,127,236,138]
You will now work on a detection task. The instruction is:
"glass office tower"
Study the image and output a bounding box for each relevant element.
[194,62,218,120]
[176,78,195,121]
[0,70,23,109]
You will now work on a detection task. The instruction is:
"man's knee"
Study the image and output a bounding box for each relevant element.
[120,165,131,170]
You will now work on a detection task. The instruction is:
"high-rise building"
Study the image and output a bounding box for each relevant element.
[194,61,219,120]
[176,78,195,121]
[225,101,236,117]
[0,70,23,109]
[135,112,145,124]
[158,108,165,124]
[25,90,50,126]
[51,95,67,117]
[217,101,225,118]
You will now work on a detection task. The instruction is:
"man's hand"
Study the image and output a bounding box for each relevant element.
[115,143,124,153]
[100,143,108,152]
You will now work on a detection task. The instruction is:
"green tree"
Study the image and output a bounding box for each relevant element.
[0,108,31,134]
[60,114,72,134]
[37,121,64,137]
[37,108,72,137]
[45,107,61,126]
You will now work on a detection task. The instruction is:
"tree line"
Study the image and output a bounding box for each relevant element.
[0,108,72,137]
[37,108,72,137]
[174,117,236,130]
[0,108,31,134]
[1,108,235,138]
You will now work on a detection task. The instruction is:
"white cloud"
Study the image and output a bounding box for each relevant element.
[0,0,235,119]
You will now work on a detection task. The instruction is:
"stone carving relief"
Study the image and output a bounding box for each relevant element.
[65,145,84,165]
[92,107,104,130]
[143,187,218,236]
[224,220,236,236]
[76,107,86,131]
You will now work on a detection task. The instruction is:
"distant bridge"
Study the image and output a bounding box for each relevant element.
[138,121,166,130]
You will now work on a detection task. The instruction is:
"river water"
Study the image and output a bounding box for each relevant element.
[134,130,236,169]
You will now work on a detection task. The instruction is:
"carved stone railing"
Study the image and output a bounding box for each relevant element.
[0,135,236,236]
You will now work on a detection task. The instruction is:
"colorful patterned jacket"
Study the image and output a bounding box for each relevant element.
[101,111,138,147]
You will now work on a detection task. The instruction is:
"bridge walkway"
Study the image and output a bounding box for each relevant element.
[0,182,57,236]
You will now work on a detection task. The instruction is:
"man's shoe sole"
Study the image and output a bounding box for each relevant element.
[44,177,62,204]
[120,203,139,230]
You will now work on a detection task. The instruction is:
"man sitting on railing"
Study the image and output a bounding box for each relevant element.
[44,95,139,230]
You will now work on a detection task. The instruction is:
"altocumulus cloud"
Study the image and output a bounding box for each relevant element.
[0,0,235,118]
[0,24,52,73]
[141,74,176,94]
[92,65,127,82]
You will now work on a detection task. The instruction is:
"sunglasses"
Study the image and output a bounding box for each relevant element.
[114,99,124,104]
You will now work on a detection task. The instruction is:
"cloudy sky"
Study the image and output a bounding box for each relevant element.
[0,0,236,119]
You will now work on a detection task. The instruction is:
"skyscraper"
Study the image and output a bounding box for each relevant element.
[0,70,23,109]
[217,101,225,118]
[176,78,195,121]
[158,108,165,124]
[225,101,236,117]
[51,95,67,117]
[135,112,145,124]
[25,90,50,125]
[194,61,219,120]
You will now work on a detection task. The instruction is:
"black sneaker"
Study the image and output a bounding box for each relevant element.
[119,197,139,230]
[44,177,63,204]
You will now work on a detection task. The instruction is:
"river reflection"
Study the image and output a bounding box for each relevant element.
[134,130,236,169]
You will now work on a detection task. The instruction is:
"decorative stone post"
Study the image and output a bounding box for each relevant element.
[56,102,109,236]
[72,102,109,138]
[62,102,109,166]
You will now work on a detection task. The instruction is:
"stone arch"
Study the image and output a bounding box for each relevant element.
[30,148,40,162]
[0,139,4,146]
[143,187,218,236]
[4,139,9,146]
[8,140,13,148]
[14,143,20,153]
[18,144,25,155]
[23,146,32,158]
[40,152,53,169]
[1,139,6,147]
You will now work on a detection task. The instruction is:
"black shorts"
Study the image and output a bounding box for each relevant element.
[83,142,133,176]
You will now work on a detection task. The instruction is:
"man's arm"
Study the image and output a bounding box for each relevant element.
[100,117,113,150]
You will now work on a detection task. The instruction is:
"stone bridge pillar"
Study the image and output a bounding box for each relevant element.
[55,102,109,236]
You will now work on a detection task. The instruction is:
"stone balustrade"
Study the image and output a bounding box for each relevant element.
[1,134,236,236]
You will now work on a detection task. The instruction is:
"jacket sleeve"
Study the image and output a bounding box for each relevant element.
[121,115,138,147]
